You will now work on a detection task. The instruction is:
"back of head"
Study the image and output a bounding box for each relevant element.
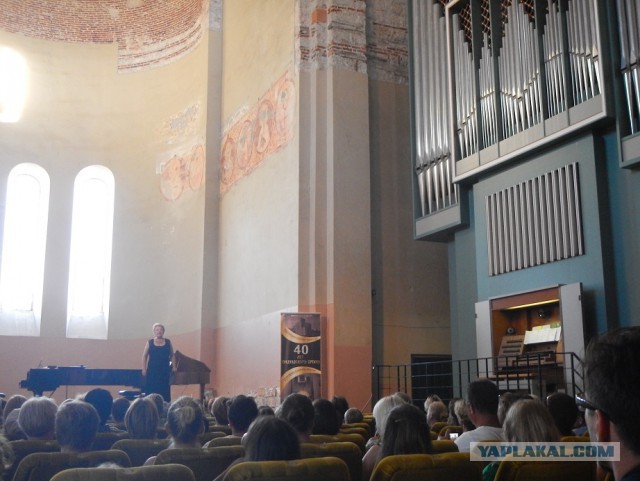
[145,394,166,419]
[166,396,205,445]
[373,394,407,438]
[454,399,475,431]
[394,392,412,404]
[3,395,27,422]
[467,379,499,416]
[312,398,341,435]
[84,388,114,425]
[381,403,431,458]
[331,396,349,421]
[503,399,560,442]
[277,393,314,435]
[423,394,442,413]
[4,408,27,440]
[55,400,100,452]
[211,396,230,425]
[545,392,579,437]
[584,326,640,455]
[243,415,301,461]
[227,395,259,434]
[344,407,364,424]
[18,396,57,439]
[258,405,275,416]
[447,398,460,426]
[125,397,159,439]
[111,397,130,424]
[498,392,533,425]
[426,401,448,427]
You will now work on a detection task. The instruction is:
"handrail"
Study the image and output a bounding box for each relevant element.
[373,351,584,405]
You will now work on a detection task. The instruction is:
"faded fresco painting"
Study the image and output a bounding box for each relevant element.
[220,71,296,194]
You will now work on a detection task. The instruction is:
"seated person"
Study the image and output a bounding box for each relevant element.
[426,400,448,429]
[363,403,432,481]
[125,397,159,439]
[3,395,27,441]
[545,391,580,437]
[55,400,100,452]
[110,397,130,431]
[363,394,407,479]
[227,395,258,437]
[17,396,57,440]
[312,398,341,435]
[144,396,205,465]
[454,380,503,452]
[210,396,229,426]
[84,388,122,432]
[331,396,349,424]
[258,405,275,416]
[213,415,300,481]
[276,393,315,444]
[344,407,364,424]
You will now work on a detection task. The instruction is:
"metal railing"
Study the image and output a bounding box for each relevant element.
[373,351,584,407]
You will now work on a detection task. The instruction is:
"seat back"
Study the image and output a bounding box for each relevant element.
[430,422,449,435]
[12,450,131,481]
[154,446,244,481]
[309,433,365,454]
[200,431,226,446]
[111,439,171,467]
[203,436,242,448]
[338,427,369,438]
[49,463,195,481]
[430,440,459,454]
[494,460,597,481]
[222,457,350,481]
[92,432,130,451]
[7,440,61,481]
[370,453,483,481]
[341,422,372,438]
[300,442,362,481]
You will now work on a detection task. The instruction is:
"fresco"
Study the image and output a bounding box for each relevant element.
[220,71,296,194]
[159,143,205,201]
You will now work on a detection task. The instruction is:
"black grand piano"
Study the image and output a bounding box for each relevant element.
[20,351,210,399]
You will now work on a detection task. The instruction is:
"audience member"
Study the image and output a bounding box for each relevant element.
[312,398,341,435]
[227,395,258,437]
[345,407,364,424]
[3,394,26,422]
[125,397,159,439]
[0,433,14,472]
[3,408,26,440]
[55,400,100,453]
[422,394,442,413]
[258,405,275,416]
[164,396,205,449]
[381,403,432,457]
[212,415,300,481]
[454,399,475,432]
[84,388,121,432]
[497,392,532,425]
[546,391,579,437]
[17,396,57,440]
[145,393,166,422]
[447,398,460,426]
[362,394,407,479]
[454,379,503,452]
[277,393,315,443]
[110,397,130,431]
[394,392,412,404]
[582,327,640,481]
[426,400,448,429]
[210,396,230,426]
[331,395,349,424]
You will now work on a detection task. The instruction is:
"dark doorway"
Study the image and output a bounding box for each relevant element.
[411,354,453,407]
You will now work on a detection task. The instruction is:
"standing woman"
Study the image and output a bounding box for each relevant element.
[142,323,174,402]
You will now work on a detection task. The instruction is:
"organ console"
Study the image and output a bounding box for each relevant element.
[19,350,210,399]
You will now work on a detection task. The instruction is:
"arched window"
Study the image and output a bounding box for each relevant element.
[66,166,115,339]
[0,163,50,336]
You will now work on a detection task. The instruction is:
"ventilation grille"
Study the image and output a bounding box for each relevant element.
[486,162,583,276]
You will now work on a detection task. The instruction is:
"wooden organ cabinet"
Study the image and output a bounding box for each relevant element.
[475,283,585,396]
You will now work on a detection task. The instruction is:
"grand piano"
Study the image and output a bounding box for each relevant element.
[20,350,210,399]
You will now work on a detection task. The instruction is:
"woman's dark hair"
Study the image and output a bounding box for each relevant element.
[381,403,432,459]
[258,405,275,416]
[125,397,159,439]
[244,416,300,461]
[312,398,341,435]
[277,394,314,435]
[331,396,349,421]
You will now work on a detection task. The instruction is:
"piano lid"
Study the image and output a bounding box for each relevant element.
[174,351,210,373]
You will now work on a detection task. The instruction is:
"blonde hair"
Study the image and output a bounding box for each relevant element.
[373,395,406,437]
[152,323,165,331]
[503,399,560,442]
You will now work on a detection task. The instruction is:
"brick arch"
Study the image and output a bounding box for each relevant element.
[0,0,206,72]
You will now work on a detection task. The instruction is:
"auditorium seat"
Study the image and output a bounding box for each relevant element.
[370,453,482,481]
[92,432,130,451]
[111,439,171,467]
[338,426,369,438]
[309,433,366,454]
[439,425,463,439]
[430,439,459,454]
[341,422,372,438]
[430,422,448,435]
[12,450,131,481]
[301,442,362,481]
[222,457,350,481]
[49,463,195,481]
[493,460,597,481]
[203,436,242,448]
[7,439,61,481]
[154,446,244,481]
[200,431,226,446]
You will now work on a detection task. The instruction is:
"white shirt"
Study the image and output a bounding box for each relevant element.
[454,425,504,452]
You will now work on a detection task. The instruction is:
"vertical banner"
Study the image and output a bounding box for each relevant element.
[281,312,321,400]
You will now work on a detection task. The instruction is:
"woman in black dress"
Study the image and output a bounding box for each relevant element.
[142,323,174,402]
